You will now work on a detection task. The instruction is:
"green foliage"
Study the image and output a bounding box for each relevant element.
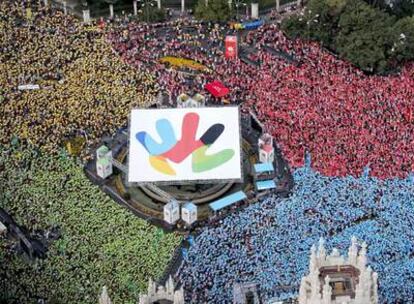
[282,0,346,47]
[281,15,308,38]
[391,16,414,62]
[388,0,414,18]
[364,0,414,18]
[305,0,335,46]
[336,0,395,72]
[136,6,167,22]
[195,0,234,22]
[0,147,182,304]
[281,0,413,74]
[361,0,388,10]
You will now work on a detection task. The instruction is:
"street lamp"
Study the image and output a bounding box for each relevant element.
[234,0,247,21]
[306,12,319,41]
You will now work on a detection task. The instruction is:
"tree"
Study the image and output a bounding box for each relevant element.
[391,16,414,62]
[281,0,412,74]
[137,6,166,22]
[282,0,347,47]
[362,0,388,10]
[387,0,414,18]
[281,15,309,39]
[194,0,234,22]
[135,0,165,22]
[336,0,395,73]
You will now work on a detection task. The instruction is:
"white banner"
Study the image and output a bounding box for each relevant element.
[18,84,40,90]
[128,107,242,184]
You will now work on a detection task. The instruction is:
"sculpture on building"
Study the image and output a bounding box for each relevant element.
[299,237,378,304]
[176,93,206,108]
[139,276,184,304]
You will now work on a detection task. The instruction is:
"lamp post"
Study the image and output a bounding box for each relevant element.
[109,3,114,18]
[133,0,138,15]
[234,0,247,21]
[306,13,319,41]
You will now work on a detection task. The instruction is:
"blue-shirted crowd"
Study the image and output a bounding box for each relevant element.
[176,167,414,303]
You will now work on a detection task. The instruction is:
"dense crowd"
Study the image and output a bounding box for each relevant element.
[176,166,414,303]
[2,2,414,304]
[0,146,182,304]
[109,21,414,179]
[2,1,412,177]
[0,1,157,159]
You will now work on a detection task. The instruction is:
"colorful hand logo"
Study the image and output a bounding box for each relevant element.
[136,112,235,175]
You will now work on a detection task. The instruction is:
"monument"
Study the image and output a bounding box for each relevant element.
[299,237,378,304]
[139,277,184,304]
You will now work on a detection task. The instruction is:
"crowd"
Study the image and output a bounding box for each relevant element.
[0,146,182,303]
[2,1,412,177]
[176,166,414,303]
[0,1,157,159]
[2,2,414,303]
[109,20,414,179]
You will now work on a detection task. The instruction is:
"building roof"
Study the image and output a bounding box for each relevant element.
[209,191,247,211]
[183,202,197,211]
[254,162,274,173]
[256,180,276,191]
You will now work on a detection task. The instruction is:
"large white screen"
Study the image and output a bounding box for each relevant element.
[128,107,242,184]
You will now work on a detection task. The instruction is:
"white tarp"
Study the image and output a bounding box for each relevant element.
[128,107,242,184]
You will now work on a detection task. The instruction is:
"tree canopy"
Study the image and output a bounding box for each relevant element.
[282,0,414,74]
[335,0,395,72]
[392,16,414,62]
[195,0,234,22]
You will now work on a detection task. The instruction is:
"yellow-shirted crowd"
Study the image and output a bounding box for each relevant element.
[0,1,157,160]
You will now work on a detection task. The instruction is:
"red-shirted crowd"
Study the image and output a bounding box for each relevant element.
[109,21,414,179]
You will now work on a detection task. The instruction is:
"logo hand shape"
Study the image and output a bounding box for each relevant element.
[136,112,235,176]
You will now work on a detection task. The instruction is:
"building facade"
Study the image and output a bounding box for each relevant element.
[299,237,378,304]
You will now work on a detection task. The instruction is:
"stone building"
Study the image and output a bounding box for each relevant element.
[233,282,262,304]
[99,276,184,304]
[298,237,378,304]
[139,276,184,304]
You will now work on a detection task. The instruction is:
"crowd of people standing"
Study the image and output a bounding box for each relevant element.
[109,20,414,179]
[2,2,414,303]
[2,1,413,177]
[0,1,157,159]
[176,167,414,303]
